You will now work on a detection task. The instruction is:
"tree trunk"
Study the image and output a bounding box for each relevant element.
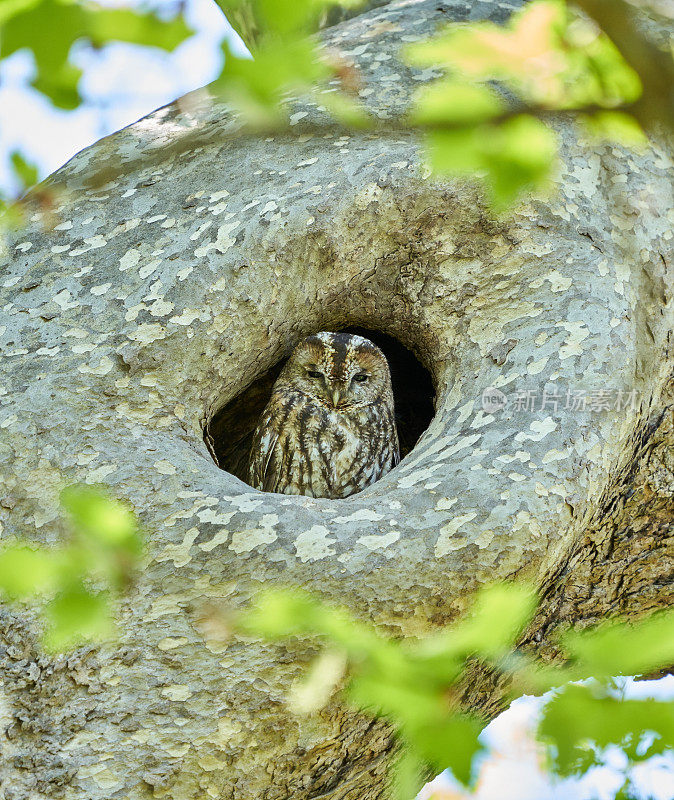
[1,1,672,798]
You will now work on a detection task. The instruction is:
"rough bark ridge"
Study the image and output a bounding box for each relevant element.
[1,1,673,798]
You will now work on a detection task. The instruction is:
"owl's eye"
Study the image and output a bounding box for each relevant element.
[307,369,323,379]
[352,373,369,383]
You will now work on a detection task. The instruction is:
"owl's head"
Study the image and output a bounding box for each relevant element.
[279,331,394,410]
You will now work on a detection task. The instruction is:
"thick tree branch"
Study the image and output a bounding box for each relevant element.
[50,100,634,195]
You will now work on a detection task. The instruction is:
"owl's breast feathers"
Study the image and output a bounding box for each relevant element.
[248,388,399,499]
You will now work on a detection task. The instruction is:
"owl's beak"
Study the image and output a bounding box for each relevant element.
[331,387,343,408]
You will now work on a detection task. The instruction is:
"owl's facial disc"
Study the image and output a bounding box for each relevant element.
[304,367,347,409]
[283,332,392,410]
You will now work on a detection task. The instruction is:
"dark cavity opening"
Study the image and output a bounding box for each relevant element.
[205,327,436,484]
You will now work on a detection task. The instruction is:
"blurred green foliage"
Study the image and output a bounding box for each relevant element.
[0,486,143,650]
[1,492,671,798]
[405,0,652,208]
[0,0,192,110]
[406,1,642,109]
[1,0,669,214]
[9,150,38,188]
[206,0,660,209]
[213,0,362,47]
[0,150,40,227]
[425,115,559,212]
[0,0,193,219]
[214,35,330,124]
[242,585,674,799]
[541,683,674,776]
[211,0,366,124]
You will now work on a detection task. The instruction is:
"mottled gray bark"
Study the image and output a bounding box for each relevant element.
[1,1,673,798]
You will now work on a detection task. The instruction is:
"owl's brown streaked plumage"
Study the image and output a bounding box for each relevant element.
[248,331,400,499]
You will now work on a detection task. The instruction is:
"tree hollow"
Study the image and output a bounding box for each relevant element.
[204,326,436,487]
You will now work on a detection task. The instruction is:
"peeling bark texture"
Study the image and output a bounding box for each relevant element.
[460,384,674,722]
[0,0,673,798]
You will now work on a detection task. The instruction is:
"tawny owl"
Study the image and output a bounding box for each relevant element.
[248,331,400,499]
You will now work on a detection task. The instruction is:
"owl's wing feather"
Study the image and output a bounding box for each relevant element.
[249,404,285,493]
[389,409,401,467]
[255,437,276,489]
[249,413,274,489]
[261,431,278,486]
[260,430,282,493]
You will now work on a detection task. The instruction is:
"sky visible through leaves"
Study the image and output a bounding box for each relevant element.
[0,0,246,194]
[421,677,674,800]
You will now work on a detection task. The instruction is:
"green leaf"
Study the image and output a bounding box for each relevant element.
[10,151,39,190]
[0,0,40,27]
[458,582,537,656]
[426,126,486,175]
[31,62,83,110]
[539,684,674,776]
[405,0,641,111]
[1,0,83,107]
[244,588,385,655]
[415,583,537,664]
[427,115,557,211]
[563,611,674,678]
[411,81,504,126]
[243,585,674,800]
[347,672,445,725]
[0,485,142,651]
[212,0,261,49]
[0,0,192,109]
[60,485,139,548]
[85,8,191,51]
[414,714,484,782]
[243,588,330,638]
[257,0,321,37]
[214,36,328,117]
[0,544,60,599]
[578,29,642,106]
[483,115,558,210]
[405,1,567,81]
[399,647,464,692]
[580,111,647,147]
[43,584,114,651]
[317,92,372,128]
[213,0,366,45]
[391,751,427,800]
[0,199,27,230]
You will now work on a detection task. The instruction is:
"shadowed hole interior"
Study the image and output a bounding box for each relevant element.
[204,327,436,486]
